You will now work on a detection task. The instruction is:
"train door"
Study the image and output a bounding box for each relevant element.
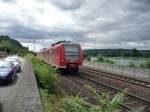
[79,47,84,66]
[60,45,65,66]
[56,47,59,65]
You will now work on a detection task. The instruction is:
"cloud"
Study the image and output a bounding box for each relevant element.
[0,0,150,50]
[127,0,150,13]
[50,0,85,10]
[1,21,92,44]
[0,0,16,3]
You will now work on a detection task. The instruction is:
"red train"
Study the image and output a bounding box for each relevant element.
[38,41,84,72]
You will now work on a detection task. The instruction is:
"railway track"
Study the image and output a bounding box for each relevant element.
[65,74,150,112]
[80,67,150,88]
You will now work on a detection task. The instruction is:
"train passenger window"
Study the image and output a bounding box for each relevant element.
[52,49,54,54]
[50,50,52,54]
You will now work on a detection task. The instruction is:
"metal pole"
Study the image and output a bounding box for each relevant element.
[3,50,4,57]
[3,48,5,57]
[122,65,123,74]
[105,63,106,72]
[133,67,135,76]
[149,69,150,79]
[34,39,35,53]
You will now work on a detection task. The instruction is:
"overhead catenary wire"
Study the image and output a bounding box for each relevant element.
[82,0,112,18]
[18,39,52,52]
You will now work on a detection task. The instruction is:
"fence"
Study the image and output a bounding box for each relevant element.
[0,52,8,58]
[84,61,150,80]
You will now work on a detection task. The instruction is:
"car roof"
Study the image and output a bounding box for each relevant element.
[7,56,18,58]
[6,56,19,59]
[5,58,15,60]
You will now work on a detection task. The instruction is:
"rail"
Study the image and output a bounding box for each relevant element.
[76,74,150,112]
[65,75,132,111]
[84,61,150,80]
[80,67,150,88]
[65,74,150,111]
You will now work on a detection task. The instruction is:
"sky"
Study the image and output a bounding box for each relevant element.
[0,0,150,51]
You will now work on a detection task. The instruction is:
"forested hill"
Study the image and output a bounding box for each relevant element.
[0,36,28,55]
[84,49,150,58]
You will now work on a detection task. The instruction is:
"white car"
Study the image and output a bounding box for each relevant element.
[5,56,21,72]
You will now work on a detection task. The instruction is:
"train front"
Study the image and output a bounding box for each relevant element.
[63,43,83,72]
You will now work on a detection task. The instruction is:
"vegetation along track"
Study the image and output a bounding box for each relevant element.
[60,70,150,112]
[62,72,150,112]
[63,75,130,112]
[80,67,150,88]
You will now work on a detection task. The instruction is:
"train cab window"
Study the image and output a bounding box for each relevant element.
[64,44,80,57]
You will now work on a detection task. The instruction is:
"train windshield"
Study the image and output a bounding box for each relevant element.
[64,44,80,57]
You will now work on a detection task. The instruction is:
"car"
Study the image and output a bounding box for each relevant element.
[0,60,17,83]
[5,56,21,72]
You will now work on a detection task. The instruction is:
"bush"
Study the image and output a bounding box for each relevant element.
[40,90,65,112]
[138,60,150,69]
[97,54,104,62]
[145,60,150,68]
[63,95,90,112]
[63,85,128,112]
[96,55,115,64]
[84,54,91,61]
[139,63,144,68]
[27,55,58,94]
[86,56,91,61]
[105,59,115,64]
[85,85,125,112]
[129,62,135,67]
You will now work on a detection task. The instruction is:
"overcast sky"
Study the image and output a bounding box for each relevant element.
[0,0,150,51]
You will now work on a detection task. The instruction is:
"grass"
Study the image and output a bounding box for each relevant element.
[97,55,115,64]
[128,62,135,67]
[96,55,150,69]
[25,54,144,112]
[25,54,63,112]
[144,59,150,68]
[138,59,150,68]
[31,56,58,94]
[128,59,150,68]
[40,90,65,112]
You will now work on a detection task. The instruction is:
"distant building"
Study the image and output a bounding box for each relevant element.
[0,52,8,58]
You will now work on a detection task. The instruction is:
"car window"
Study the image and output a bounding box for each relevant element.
[5,58,18,62]
[0,61,12,69]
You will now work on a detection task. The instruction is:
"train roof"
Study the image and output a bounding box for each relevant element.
[51,40,71,46]
[39,41,80,52]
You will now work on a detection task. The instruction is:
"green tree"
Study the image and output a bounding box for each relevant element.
[97,54,104,62]
[0,35,29,56]
[132,48,142,57]
[84,54,91,61]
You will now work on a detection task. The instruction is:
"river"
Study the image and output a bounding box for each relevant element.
[109,57,149,66]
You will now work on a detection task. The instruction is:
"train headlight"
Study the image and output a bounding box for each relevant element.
[61,59,64,62]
